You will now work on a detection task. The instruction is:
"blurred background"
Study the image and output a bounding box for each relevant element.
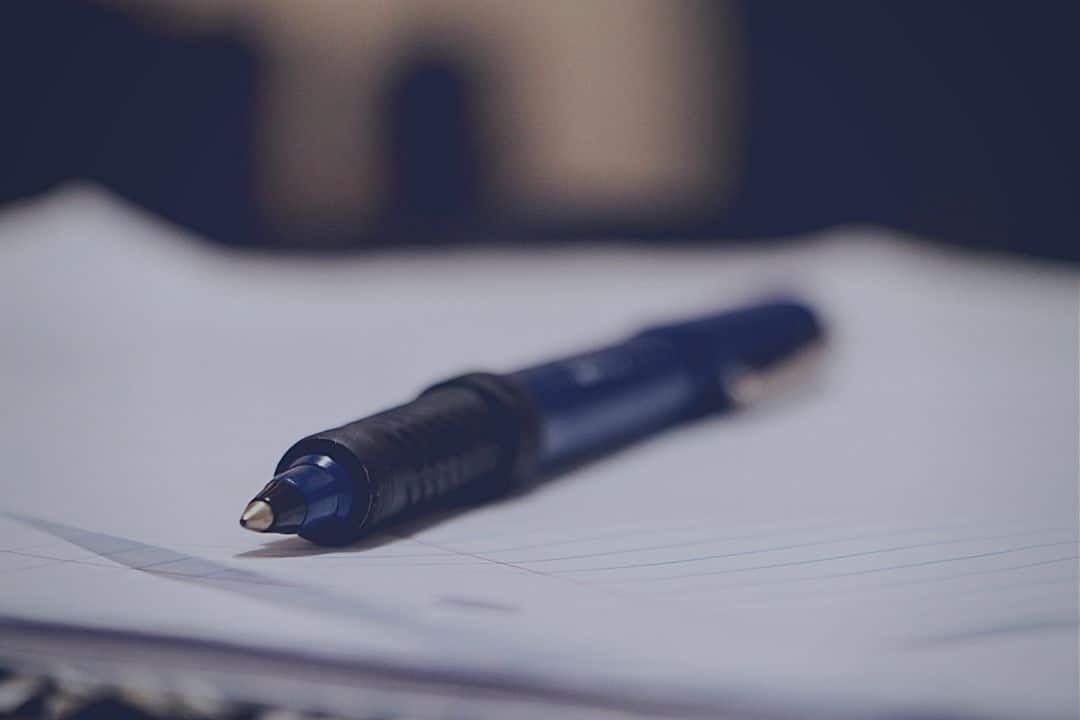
[2,0,1077,258]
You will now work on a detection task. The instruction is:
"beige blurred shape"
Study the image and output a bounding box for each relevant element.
[104,0,742,240]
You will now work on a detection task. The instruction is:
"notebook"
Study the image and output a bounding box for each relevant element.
[1,186,1076,719]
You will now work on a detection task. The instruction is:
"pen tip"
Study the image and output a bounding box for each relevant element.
[240,500,275,532]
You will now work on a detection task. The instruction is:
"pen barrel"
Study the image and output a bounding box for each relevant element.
[274,300,819,543]
[277,373,540,537]
[511,335,701,468]
[513,300,822,468]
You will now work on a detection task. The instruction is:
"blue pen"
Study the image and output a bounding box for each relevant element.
[240,299,824,545]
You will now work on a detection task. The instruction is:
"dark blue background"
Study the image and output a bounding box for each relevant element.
[1,0,1076,259]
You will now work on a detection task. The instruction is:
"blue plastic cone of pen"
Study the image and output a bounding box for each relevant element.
[239,299,824,545]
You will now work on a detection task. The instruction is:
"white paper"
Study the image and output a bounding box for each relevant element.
[1,186,1076,719]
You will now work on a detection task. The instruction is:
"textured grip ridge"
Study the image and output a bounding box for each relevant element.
[363,385,504,519]
[277,372,539,535]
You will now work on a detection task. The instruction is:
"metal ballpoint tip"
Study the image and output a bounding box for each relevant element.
[239,500,275,532]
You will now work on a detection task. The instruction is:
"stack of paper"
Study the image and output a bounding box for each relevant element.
[1,186,1076,719]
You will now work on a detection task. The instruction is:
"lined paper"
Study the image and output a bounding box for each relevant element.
[1,186,1076,719]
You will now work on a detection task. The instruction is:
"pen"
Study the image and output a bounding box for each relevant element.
[240,299,824,545]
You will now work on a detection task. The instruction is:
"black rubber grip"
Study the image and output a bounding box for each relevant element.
[276,373,540,535]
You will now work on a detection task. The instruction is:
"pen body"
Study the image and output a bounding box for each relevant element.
[513,300,821,469]
[250,300,822,544]
[511,335,701,469]
[272,373,538,544]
